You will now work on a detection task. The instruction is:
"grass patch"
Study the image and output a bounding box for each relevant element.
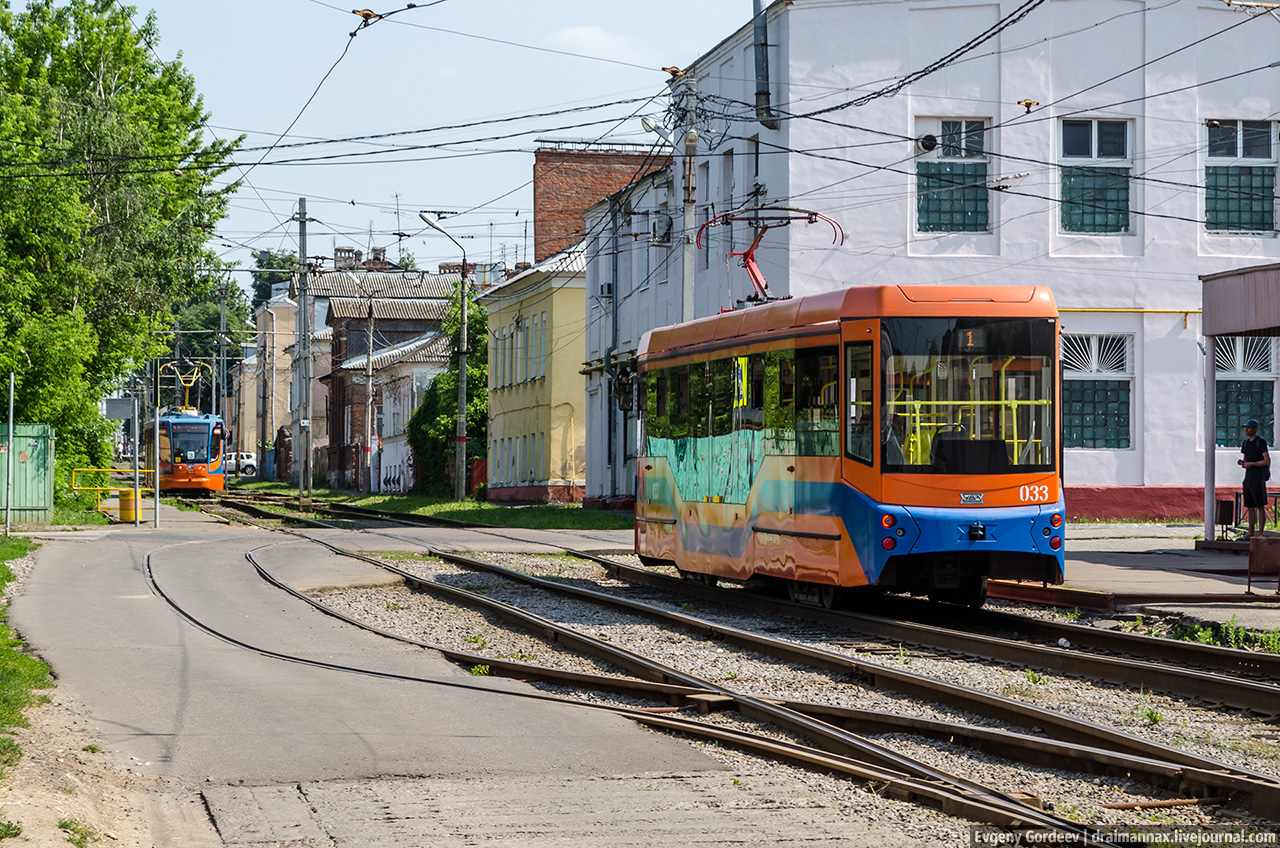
[352,494,633,531]
[228,480,352,500]
[0,817,19,839]
[51,505,110,527]
[57,818,98,847]
[0,535,53,786]
[1169,614,1280,654]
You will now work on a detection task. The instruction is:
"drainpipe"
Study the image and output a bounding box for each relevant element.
[753,0,781,130]
[603,197,621,499]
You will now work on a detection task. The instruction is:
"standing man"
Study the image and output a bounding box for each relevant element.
[1238,418,1271,537]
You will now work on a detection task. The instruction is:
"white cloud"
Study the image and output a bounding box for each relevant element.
[543,25,655,69]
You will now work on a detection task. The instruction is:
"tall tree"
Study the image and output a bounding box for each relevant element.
[407,297,488,498]
[0,0,239,495]
[249,248,297,309]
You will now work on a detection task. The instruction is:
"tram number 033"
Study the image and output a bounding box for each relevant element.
[1019,484,1050,503]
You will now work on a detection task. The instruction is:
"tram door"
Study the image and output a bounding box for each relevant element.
[840,319,879,499]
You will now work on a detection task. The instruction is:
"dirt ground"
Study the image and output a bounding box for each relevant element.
[0,554,221,847]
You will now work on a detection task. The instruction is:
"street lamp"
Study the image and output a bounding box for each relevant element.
[419,211,469,502]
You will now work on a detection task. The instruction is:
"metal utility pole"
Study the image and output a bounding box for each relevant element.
[678,76,699,323]
[152,359,160,528]
[5,372,12,537]
[218,284,227,419]
[131,392,140,528]
[297,197,312,508]
[364,299,375,497]
[420,212,468,502]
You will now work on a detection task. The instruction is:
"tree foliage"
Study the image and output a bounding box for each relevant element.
[0,0,238,498]
[407,297,488,498]
[249,248,296,309]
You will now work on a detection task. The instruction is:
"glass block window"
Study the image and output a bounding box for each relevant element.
[1062,333,1133,449]
[1216,380,1274,446]
[916,117,990,233]
[1064,381,1131,449]
[1206,167,1275,232]
[1060,119,1131,234]
[1204,121,1276,234]
[1215,336,1276,445]
[917,162,989,232]
[1061,167,1131,233]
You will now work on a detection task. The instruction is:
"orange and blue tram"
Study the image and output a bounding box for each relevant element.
[144,409,226,494]
[634,285,1064,608]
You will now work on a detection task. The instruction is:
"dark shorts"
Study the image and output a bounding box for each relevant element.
[1243,474,1268,508]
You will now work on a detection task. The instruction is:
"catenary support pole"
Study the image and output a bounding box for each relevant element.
[153,359,160,528]
[365,299,374,497]
[680,76,698,324]
[132,393,140,528]
[298,197,312,509]
[1205,335,1217,542]
[5,372,12,536]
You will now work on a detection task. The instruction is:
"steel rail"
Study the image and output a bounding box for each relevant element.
[144,543,1055,828]
[316,500,1280,688]
[238,541,1123,840]
[581,553,1280,714]
[209,498,1280,817]
[244,539,1263,810]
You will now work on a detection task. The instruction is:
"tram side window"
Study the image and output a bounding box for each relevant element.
[647,374,669,440]
[710,359,734,437]
[672,368,690,439]
[763,350,796,455]
[845,342,874,464]
[795,346,840,456]
[734,356,765,431]
[689,362,710,439]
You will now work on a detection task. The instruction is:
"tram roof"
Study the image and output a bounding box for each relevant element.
[639,285,1056,358]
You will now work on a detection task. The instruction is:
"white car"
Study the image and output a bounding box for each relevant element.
[227,451,257,476]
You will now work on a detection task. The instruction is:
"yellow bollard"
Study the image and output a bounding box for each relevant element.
[119,488,136,523]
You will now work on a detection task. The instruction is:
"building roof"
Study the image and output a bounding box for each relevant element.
[478,244,585,302]
[312,326,333,341]
[339,332,453,372]
[294,269,460,300]
[325,298,449,323]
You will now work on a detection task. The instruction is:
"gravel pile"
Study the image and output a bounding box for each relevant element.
[309,548,1280,837]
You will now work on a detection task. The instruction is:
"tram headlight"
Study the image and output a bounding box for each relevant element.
[881,514,896,529]
[881,537,896,551]
[1050,513,1063,528]
[1049,536,1062,550]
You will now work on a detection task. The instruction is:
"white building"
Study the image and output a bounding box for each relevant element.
[583,0,1280,516]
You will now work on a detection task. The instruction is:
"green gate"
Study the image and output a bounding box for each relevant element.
[0,425,55,526]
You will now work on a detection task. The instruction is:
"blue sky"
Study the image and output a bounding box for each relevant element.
[126,0,751,280]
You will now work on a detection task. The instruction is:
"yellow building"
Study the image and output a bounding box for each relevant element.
[479,246,585,502]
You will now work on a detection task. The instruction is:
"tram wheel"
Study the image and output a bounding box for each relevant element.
[929,577,988,609]
[787,580,841,609]
[678,568,718,589]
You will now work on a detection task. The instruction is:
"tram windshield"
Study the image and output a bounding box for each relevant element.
[169,422,211,464]
[881,317,1056,475]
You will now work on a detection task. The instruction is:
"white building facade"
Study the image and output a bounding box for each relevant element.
[583,0,1280,515]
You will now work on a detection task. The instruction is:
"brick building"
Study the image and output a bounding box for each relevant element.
[532,141,669,262]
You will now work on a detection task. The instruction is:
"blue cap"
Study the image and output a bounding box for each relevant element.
[1246,419,1260,428]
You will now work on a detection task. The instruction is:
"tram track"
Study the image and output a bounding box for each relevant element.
[196,496,1280,825]
[151,513,1128,840]
[221,496,1280,712]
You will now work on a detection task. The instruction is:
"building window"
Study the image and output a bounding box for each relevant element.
[1216,337,1275,445]
[1205,120,1275,234]
[1062,333,1133,449]
[540,312,547,378]
[916,119,989,233]
[1060,119,1131,234]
